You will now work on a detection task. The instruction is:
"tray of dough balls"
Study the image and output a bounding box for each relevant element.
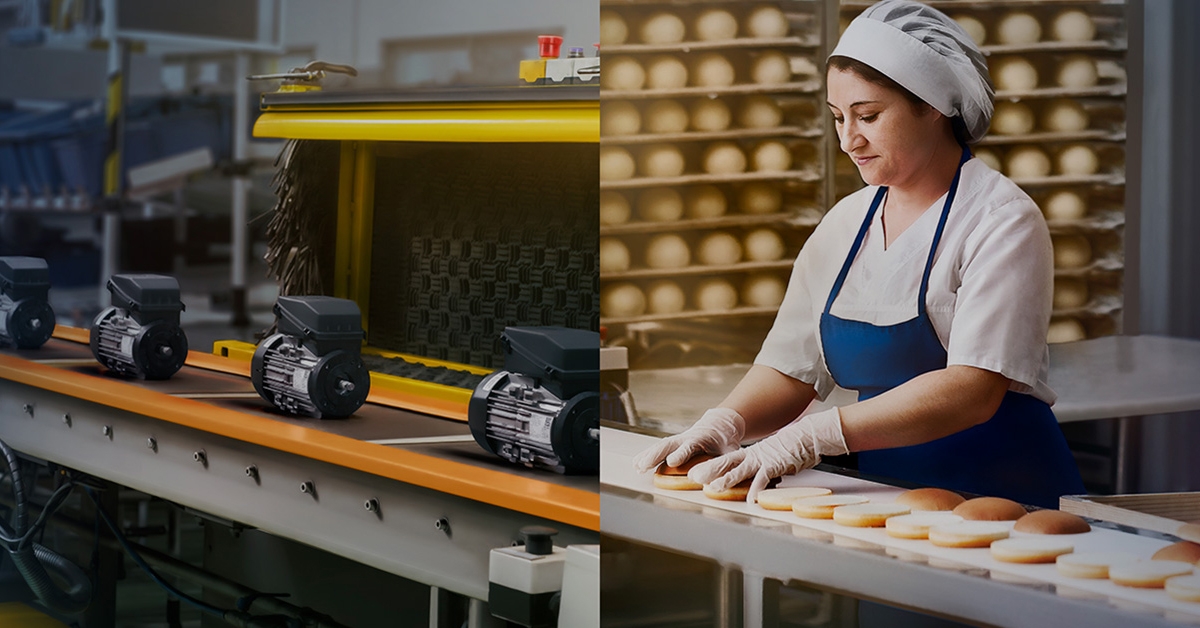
[601,428,1200,617]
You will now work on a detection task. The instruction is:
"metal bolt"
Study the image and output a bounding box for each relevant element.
[22,404,33,417]
[102,425,112,438]
[364,498,379,513]
[245,465,258,480]
[62,414,71,427]
[435,517,450,533]
[300,481,315,495]
[147,437,157,452]
[193,450,207,466]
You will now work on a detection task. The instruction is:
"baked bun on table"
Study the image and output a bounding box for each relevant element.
[1013,509,1091,534]
[953,497,1027,521]
[896,488,966,511]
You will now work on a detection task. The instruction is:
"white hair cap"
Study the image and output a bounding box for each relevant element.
[830,0,995,143]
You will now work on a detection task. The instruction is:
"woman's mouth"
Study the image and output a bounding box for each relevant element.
[853,155,876,166]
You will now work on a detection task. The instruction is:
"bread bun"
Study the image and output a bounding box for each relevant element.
[646,280,686,314]
[635,188,684,222]
[832,503,911,527]
[886,512,963,540]
[600,10,628,46]
[991,537,1075,564]
[756,486,832,510]
[602,101,641,136]
[1056,551,1139,579]
[685,185,727,218]
[644,100,688,133]
[1110,561,1194,589]
[640,12,686,44]
[656,453,715,476]
[1153,541,1200,565]
[653,474,702,490]
[928,521,1010,548]
[1013,509,1091,534]
[896,488,966,511]
[791,495,869,519]
[952,497,1026,521]
[703,478,753,501]
[690,99,732,132]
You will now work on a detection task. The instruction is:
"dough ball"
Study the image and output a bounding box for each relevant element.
[751,140,792,172]
[745,5,789,38]
[600,147,636,181]
[694,8,738,41]
[996,12,1042,45]
[1057,55,1098,89]
[737,96,784,128]
[645,234,691,269]
[974,148,1002,172]
[1044,190,1087,221]
[952,14,986,46]
[600,191,632,225]
[741,273,786,307]
[635,188,684,222]
[601,101,641,136]
[791,57,819,77]
[603,56,645,91]
[645,55,689,90]
[690,54,736,88]
[751,51,791,85]
[600,10,628,46]
[703,142,747,174]
[694,278,739,311]
[1047,318,1087,344]
[1041,99,1090,133]
[640,12,686,44]
[696,231,743,265]
[742,228,785,261]
[1054,278,1089,310]
[600,237,631,272]
[1057,144,1099,176]
[1051,9,1096,43]
[645,280,687,314]
[601,283,646,318]
[639,144,686,178]
[1052,235,1093,268]
[738,183,782,214]
[1005,145,1052,179]
[685,185,727,219]
[644,100,689,133]
[991,101,1036,135]
[690,98,732,132]
[992,57,1039,92]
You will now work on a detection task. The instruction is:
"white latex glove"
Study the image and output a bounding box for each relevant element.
[688,407,849,503]
[632,407,746,473]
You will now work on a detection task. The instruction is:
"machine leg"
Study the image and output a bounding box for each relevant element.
[466,598,505,628]
[1115,416,1142,494]
[429,586,470,628]
[714,565,742,628]
[742,571,779,628]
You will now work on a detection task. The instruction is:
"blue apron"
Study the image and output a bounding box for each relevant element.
[817,147,1083,509]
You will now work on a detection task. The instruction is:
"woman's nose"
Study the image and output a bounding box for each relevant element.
[840,121,864,154]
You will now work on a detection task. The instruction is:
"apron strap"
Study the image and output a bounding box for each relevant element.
[823,186,887,315]
[917,145,972,317]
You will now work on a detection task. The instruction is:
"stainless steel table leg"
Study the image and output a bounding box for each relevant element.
[743,571,779,628]
[467,598,505,628]
[715,565,742,628]
[1115,416,1142,494]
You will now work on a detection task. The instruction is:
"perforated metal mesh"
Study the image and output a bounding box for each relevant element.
[369,142,598,368]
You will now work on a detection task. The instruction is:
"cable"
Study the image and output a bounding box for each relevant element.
[83,486,227,619]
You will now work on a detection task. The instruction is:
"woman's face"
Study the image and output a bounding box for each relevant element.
[827,68,946,189]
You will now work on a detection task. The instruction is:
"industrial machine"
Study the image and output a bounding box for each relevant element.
[518,35,600,86]
[90,274,188,380]
[251,295,371,419]
[469,327,600,475]
[0,257,55,350]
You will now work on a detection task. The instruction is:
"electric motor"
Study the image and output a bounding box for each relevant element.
[469,327,600,474]
[90,274,188,380]
[252,296,370,419]
[0,257,55,350]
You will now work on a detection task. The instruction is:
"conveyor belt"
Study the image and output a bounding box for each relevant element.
[0,331,597,530]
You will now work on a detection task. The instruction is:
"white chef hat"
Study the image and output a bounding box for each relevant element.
[830,0,994,143]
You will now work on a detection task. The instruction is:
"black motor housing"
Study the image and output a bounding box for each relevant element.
[90,274,187,380]
[0,256,55,349]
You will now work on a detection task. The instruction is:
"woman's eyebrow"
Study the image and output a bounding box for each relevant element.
[826,100,882,110]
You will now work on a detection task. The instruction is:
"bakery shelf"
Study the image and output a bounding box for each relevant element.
[601,126,822,146]
[602,259,794,280]
[601,211,820,236]
[995,84,1127,101]
[600,78,822,100]
[1045,210,1125,234]
[602,305,783,326]
[981,40,1128,56]
[1052,294,1123,318]
[1053,258,1124,279]
[978,129,1126,146]
[601,168,822,190]
[603,36,818,54]
[1009,172,1125,187]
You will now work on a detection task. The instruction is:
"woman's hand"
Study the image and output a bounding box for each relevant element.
[632,407,746,473]
[688,407,848,503]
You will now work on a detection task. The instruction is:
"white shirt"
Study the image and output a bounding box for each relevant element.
[755,158,1057,404]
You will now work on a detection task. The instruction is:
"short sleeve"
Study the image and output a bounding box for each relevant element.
[754,242,837,400]
[946,199,1053,390]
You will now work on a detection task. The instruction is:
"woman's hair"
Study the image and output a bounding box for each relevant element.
[828,55,970,145]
